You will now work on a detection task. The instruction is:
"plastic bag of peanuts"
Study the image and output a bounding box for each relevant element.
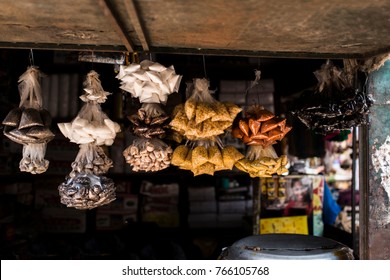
[123,138,173,172]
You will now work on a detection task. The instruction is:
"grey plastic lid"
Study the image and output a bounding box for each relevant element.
[219,234,354,260]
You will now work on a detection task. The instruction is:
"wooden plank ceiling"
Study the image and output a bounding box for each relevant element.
[0,0,389,58]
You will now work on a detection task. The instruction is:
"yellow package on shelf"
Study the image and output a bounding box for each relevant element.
[260,215,308,235]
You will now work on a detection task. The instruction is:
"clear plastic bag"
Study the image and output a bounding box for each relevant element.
[58,101,120,146]
[2,67,54,174]
[171,138,244,176]
[69,143,113,177]
[123,138,173,172]
[116,60,182,104]
[127,103,170,139]
[19,143,50,174]
[292,60,373,134]
[79,70,111,103]
[235,145,288,178]
[58,173,116,210]
[170,78,242,140]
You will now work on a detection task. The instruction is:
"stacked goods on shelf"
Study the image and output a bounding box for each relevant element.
[170,78,244,176]
[140,180,180,228]
[57,71,121,210]
[117,60,182,172]
[2,67,55,174]
[291,60,373,134]
[188,185,217,228]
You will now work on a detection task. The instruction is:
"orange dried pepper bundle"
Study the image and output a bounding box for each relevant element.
[231,104,291,147]
[170,78,242,141]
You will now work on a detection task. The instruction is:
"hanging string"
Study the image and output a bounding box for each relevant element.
[29,49,35,67]
[202,55,208,79]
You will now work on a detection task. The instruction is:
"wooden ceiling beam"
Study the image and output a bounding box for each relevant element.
[98,0,134,53]
[124,0,150,52]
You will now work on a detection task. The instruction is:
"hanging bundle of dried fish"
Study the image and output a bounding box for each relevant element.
[58,173,116,210]
[235,145,288,177]
[2,67,55,174]
[127,103,170,138]
[231,104,291,147]
[116,60,182,104]
[291,60,373,134]
[171,139,245,176]
[170,78,242,140]
[58,71,121,146]
[123,138,173,172]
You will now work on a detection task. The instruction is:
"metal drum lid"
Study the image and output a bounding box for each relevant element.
[219,234,354,260]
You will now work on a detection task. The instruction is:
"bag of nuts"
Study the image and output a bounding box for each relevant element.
[123,138,173,172]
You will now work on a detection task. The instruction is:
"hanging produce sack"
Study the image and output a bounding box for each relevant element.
[69,143,113,178]
[231,104,291,147]
[58,173,116,210]
[58,70,121,146]
[116,60,182,104]
[2,66,54,174]
[291,60,373,134]
[127,103,170,139]
[170,78,242,140]
[171,138,245,176]
[123,138,173,172]
[235,145,288,178]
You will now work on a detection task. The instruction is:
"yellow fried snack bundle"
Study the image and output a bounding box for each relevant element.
[170,106,188,131]
[224,102,243,120]
[207,145,223,166]
[192,146,209,167]
[222,145,245,169]
[180,149,193,170]
[184,99,197,120]
[211,102,232,122]
[171,145,189,166]
[195,102,216,125]
[193,162,215,176]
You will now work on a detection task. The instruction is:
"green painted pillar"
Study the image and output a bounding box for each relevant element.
[364,60,390,259]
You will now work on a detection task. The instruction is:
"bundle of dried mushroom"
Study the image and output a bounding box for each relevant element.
[170,78,242,140]
[2,67,54,174]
